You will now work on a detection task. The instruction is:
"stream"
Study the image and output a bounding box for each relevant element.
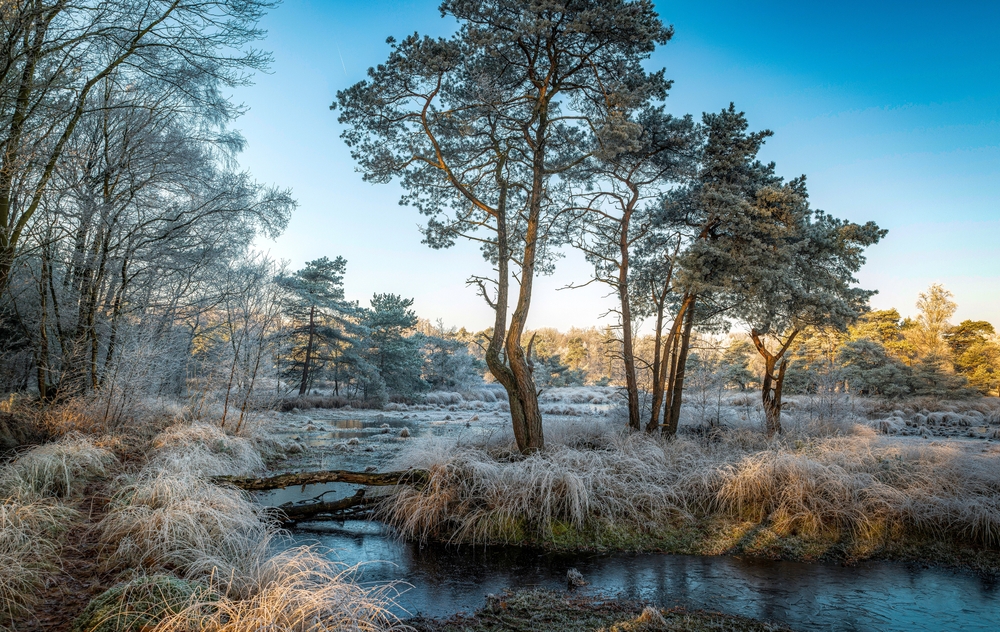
[267,508,1000,631]
[265,410,1000,631]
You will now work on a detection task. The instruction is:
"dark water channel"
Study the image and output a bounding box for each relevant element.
[263,417,1000,631]
[274,518,1000,632]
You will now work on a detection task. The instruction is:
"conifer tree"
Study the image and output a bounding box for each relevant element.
[336,0,673,452]
[278,257,353,396]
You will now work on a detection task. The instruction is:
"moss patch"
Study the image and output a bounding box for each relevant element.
[409,589,791,632]
[71,574,212,632]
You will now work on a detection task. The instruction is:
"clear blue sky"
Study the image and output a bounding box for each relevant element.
[235,0,1000,331]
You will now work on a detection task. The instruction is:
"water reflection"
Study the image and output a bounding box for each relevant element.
[285,521,1000,631]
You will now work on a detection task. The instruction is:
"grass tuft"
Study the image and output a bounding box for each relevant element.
[0,496,79,626]
[149,422,265,478]
[71,574,212,632]
[155,545,406,632]
[95,471,276,597]
[0,433,117,499]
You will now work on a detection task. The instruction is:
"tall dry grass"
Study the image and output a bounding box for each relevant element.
[0,497,79,626]
[96,471,276,598]
[0,433,117,498]
[384,417,1000,548]
[94,418,404,631]
[149,422,266,478]
[0,435,103,627]
[154,546,406,632]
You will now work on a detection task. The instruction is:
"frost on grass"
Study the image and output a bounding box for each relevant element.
[385,415,1000,550]
[0,435,111,626]
[0,497,79,627]
[0,433,117,499]
[91,417,405,631]
[71,574,211,632]
[155,546,406,632]
[96,471,275,597]
[149,423,265,478]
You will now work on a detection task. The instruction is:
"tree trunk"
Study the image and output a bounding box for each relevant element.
[750,328,800,438]
[645,290,666,433]
[761,357,789,436]
[482,184,543,454]
[648,293,691,432]
[36,258,51,401]
[298,304,316,396]
[502,139,546,453]
[664,296,696,436]
[618,206,640,431]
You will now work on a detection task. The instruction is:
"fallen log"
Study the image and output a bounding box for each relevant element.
[213,468,429,491]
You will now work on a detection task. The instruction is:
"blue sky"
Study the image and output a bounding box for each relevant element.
[235,0,1000,331]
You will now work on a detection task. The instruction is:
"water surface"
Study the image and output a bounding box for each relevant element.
[285,520,999,632]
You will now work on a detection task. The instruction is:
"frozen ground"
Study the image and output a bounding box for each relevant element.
[262,387,1000,481]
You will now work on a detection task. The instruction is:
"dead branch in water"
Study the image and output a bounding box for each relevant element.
[266,489,381,524]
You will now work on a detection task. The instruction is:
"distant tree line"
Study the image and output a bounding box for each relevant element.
[274,257,484,405]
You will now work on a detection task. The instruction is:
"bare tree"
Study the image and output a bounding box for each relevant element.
[0,0,277,296]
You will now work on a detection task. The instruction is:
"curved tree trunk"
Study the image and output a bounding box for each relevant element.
[750,328,800,437]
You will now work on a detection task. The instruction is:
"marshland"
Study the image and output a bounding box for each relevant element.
[1,1,998,631]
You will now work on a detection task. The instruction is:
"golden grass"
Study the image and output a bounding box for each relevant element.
[384,422,1000,550]
[154,546,406,632]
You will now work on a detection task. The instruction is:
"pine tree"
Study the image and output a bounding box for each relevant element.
[361,294,426,397]
[278,257,355,396]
